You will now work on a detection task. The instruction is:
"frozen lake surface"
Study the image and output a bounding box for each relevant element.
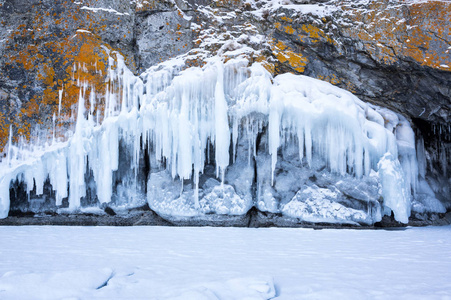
[0,226,450,299]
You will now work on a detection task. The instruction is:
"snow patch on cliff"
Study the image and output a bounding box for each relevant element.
[79,6,130,16]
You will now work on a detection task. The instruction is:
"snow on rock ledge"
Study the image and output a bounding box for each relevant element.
[0,54,441,224]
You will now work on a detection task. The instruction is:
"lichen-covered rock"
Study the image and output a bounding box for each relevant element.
[0,0,192,149]
[0,0,128,150]
[265,0,451,124]
[1,0,449,147]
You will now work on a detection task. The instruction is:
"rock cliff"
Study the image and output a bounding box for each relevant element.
[0,0,449,225]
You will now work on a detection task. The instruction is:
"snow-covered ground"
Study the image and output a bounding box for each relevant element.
[0,226,450,299]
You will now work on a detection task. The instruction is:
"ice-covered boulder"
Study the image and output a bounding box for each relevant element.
[282,185,373,225]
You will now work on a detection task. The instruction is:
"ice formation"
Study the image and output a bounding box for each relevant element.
[377,154,411,224]
[0,51,441,224]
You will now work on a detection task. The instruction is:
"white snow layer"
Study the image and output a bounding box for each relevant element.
[0,53,437,223]
[0,226,451,299]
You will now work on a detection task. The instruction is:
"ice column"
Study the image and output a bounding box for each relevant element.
[378,153,411,223]
[214,61,231,182]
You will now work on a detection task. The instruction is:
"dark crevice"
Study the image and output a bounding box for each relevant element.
[135,9,169,18]
[104,206,116,216]
[142,137,151,193]
[96,272,115,290]
[246,206,259,228]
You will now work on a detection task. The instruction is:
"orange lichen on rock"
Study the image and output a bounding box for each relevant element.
[297,24,335,45]
[272,17,336,75]
[275,19,336,46]
[0,111,9,152]
[57,32,111,129]
[275,22,295,35]
[0,0,140,153]
[340,0,451,70]
[255,54,275,75]
[271,40,308,73]
[2,28,112,151]
[318,74,341,85]
[280,16,293,23]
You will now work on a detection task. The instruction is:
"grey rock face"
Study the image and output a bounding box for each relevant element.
[265,4,451,126]
[136,9,192,72]
[81,0,136,68]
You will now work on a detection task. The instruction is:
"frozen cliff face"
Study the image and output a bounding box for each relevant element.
[0,52,444,224]
[1,0,450,222]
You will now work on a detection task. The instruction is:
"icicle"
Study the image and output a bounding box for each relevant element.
[6,125,13,166]
[248,120,253,161]
[72,63,76,81]
[416,136,427,179]
[232,117,238,163]
[268,93,281,185]
[439,142,447,176]
[105,84,110,119]
[58,86,63,119]
[68,88,87,210]
[52,150,68,206]
[304,121,312,167]
[52,113,56,144]
[214,60,230,180]
[177,87,193,180]
[89,85,96,116]
[194,172,199,209]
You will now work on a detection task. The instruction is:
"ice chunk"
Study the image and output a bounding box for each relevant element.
[282,185,370,224]
[200,184,248,215]
[412,179,446,214]
[147,171,199,217]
